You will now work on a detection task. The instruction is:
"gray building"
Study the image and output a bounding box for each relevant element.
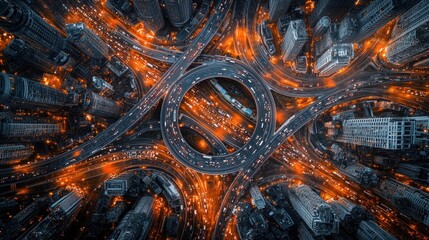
[0,73,67,109]
[66,22,109,60]
[390,0,429,43]
[281,19,307,62]
[338,12,360,43]
[82,91,122,119]
[104,172,135,196]
[0,114,63,139]
[309,0,354,26]
[354,0,418,43]
[386,22,429,65]
[110,196,154,240]
[0,0,65,53]
[50,191,83,217]
[164,0,193,28]
[357,220,396,240]
[341,162,378,187]
[377,179,429,226]
[337,116,429,150]
[396,163,429,181]
[315,23,339,56]
[4,39,58,74]
[0,144,34,162]
[289,184,339,236]
[268,0,292,22]
[313,16,331,39]
[315,43,354,77]
[250,186,266,209]
[134,0,165,33]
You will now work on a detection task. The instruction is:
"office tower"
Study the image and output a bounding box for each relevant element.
[164,0,193,28]
[0,73,67,109]
[340,162,378,187]
[0,144,34,162]
[0,114,64,140]
[313,16,331,39]
[377,179,429,226]
[354,0,418,43]
[268,0,292,22]
[82,91,122,119]
[250,186,266,209]
[3,39,58,74]
[259,20,276,56]
[92,76,114,95]
[315,23,339,56]
[386,23,429,65]
[104,172,135,196]
[315,43,354,77]
[390,0,429,42]
[396,163,429,181]
[110,196,154,240]
[357,220,396,240]
[281,20,308,62]
[337,116,429,150]
[134,0,165,33]
[329,198,395,239]
[291,56,307,74]
[309,0,354,26]
[0,0,65,53]
[338,13,360,43]
[66,23,109,60]
[289,184,339,236]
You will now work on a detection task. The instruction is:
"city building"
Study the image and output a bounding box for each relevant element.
[109,196,154,240]
[277,15,291,36]
[268,208,294,230]
[0,114,64,140]
[3,39,58,74]
[377,179,429,226]
[396,163,429,181]
[340,162,378,187]
[0,0,65,53]
[315,43,354,77]
[390,0,429,43]
[337,116,429,150]
[281,19,308,62]
[268,0,292,22]
[313,16,331,39]
[66,22,109,60]
[309,0,354,26]
[153,173,181,210]
[164,0,193,28]
[0,144,34,162]
[258,20,276,56]
[315,23,339,56]
[357,220,396,240]
[92,76,114,95]
[0,73,68,109]
[337,12,360,43]
[289,184,339,236]
[291,56,308,74]
[104,172,135,196]
[250,186,266,209]
[82,91,122,119]
[354,0,417,43]
[134,0,165,33]
[386,22,429,65]
[50,191,83,217]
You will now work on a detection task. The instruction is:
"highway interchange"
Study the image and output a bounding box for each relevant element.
[1,0,429,238]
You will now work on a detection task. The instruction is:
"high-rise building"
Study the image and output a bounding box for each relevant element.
[313,16,331,39]
[268,0,292,22]
[82,91,122,119]
[92,76,114,95]
[0,73,67,109]
[309,0,354,26]
[315,43,354,77]
[377,179,429,226]
[289,184,339,236]
[281,20,308,62]
[340,162,378,187]
[396,163,429,181]
[50,191,83,217]
[357,220,396,240]
[3,39,58,74]
[337,116,429,150]
[110,196,154,240]
[354,0,418,43]
[66,22,109,60]
[386,23,429,65]
[390,0,429,42]
[249,186,266,209]
[315,23,339,56]
[0,114,64,140]
[134,0,165,33]
[0,0,65,53]
[164,0,193,28]
[337,13,360,43]
[0,144,34,162]
[104,172,135,196]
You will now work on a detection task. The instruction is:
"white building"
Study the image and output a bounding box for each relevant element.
[315,43,354,77]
